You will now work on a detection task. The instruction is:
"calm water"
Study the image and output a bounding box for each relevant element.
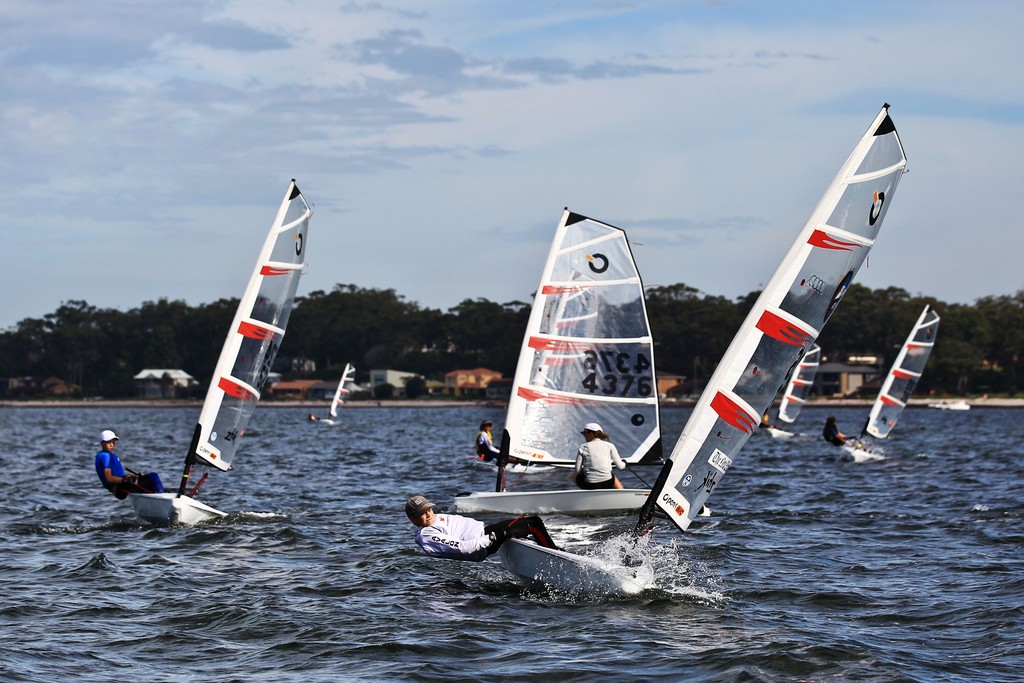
[0,403,1020,682]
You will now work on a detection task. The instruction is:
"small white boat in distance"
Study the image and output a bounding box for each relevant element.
[928,399,970,411]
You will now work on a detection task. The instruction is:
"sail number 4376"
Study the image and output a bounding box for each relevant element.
[580,349,652,397]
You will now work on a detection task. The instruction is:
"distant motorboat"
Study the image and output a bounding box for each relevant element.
[928,399,970,411]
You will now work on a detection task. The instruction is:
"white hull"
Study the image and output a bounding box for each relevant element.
[840,444,885,463]
[765,427,796,439]
[498,538,653,596]
[129,492,227,526]
[454,488,649,515]
[928,400,970,411]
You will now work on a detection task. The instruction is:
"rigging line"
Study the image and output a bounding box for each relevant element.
[624,463,654,488]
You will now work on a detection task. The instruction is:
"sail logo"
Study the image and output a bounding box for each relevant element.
[868,191,885,226]
[824,270,854,322]
[800,274,826,294]
[660,491,686,517]
[755,310,814,348]
[586,253,609,274]
[295,231,304,255]
[708,448,732,474]
[699,471,718,494]
[711,392,758,434]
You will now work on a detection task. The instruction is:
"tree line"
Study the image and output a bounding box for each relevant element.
[1,282,1021,398]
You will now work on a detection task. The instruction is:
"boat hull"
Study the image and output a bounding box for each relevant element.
[765,427,796,439]
[840,443,885,463]
[129,492,227,526]
[498,538,653,596]
[454,488,649,515]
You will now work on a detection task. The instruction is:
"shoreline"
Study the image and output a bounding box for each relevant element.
[2,397,1023,408]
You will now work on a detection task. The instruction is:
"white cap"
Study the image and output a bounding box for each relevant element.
[582,422,603,433]
[99,429,119,443]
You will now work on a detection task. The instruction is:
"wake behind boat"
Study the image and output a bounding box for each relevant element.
[498,105,908,594]
[454,209,663,517]
[130,180,313,525]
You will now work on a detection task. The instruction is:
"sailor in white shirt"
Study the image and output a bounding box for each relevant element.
[405,495,557,561]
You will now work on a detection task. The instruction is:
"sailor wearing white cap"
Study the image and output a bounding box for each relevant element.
[94,430,165,499]
[573,422,625,490]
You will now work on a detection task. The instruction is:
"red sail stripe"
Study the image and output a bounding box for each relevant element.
[237,321,279,341]
[710,392,758,434]
[541,284,593,295]
[807,229,860,251]
[260,265,292,276]
[218,377,257,401]
[517,387,597,405]
[528,337,594,352]
[880,396,901,406]
[755,310,814,348]
[893,370,915,379]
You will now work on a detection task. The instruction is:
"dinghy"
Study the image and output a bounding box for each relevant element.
[130,180,313,525]
[311,363,355,425]
[842,305,939,460]
[500,105,908,592]
[454,209,662,515]
[928,399,969,411]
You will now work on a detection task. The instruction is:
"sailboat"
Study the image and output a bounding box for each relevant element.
[499,105,908,594]
[454,209,662,516]
[842,305,939,461]
[764,344,821,438]
[311,363,355,425]
[130,180,313,525]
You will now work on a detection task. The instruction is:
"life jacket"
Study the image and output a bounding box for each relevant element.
[475,430,490,456]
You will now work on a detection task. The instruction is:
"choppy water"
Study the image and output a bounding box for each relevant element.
[0,403,1020,682]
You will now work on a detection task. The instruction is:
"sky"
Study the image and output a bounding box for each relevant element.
[2,0,1022,331]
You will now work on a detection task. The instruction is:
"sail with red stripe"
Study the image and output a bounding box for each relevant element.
[504,209,661,466]
[329,363,356,419]
[777,345,821,424]
[193,180,313,470]
[864,306,940,438]
[639,105,908,534]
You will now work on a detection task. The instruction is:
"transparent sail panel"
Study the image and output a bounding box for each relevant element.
[516,396,659,463]
[824,168,903,240]
[538,284,649,339]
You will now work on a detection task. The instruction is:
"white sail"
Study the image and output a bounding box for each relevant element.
[329,363,356,418]
[644,105,908,534]
[777,344,820,423]
[864,306,939,438]
[504,209,661,466]
[194,180,312,471]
